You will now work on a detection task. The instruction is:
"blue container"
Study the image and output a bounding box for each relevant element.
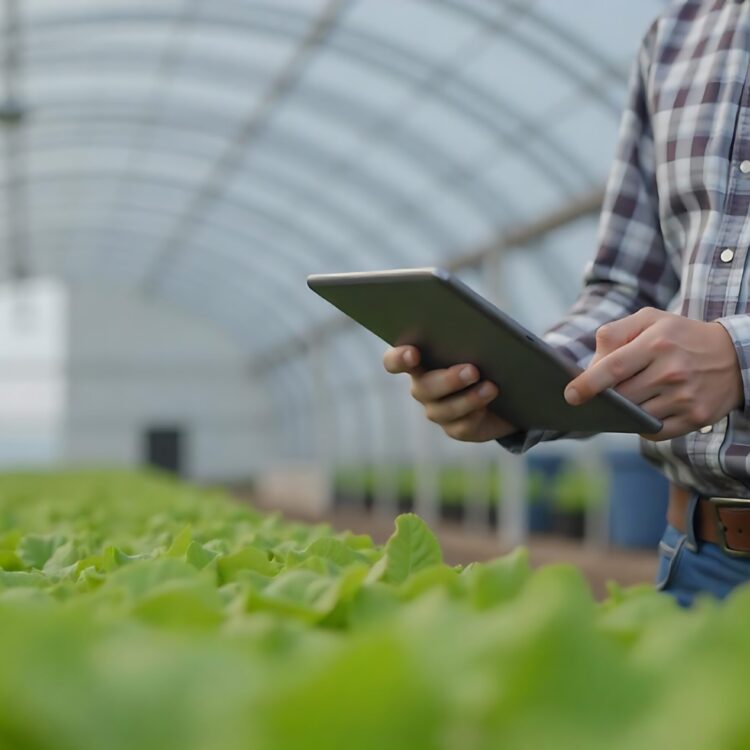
[526,454,565,533]
[607,450,669,548]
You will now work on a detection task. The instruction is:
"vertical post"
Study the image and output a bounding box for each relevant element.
[578,440,610,550]
[372,375,398,519]
[309,337,335,514]
[1,0,29,281]
[413,405,439,526]
[498,449,528,548]
[481,249,527,546]
[463,448,490,530]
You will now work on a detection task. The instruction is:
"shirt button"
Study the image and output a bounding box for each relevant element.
[720,248,735,263]
[699,425,713,434]
[740,160,750,173]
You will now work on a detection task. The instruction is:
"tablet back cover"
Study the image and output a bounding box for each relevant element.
[307,269,660,434]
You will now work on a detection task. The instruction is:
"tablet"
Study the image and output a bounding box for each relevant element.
[306,267,661,435]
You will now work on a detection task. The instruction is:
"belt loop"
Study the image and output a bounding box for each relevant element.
[685,491,700,552]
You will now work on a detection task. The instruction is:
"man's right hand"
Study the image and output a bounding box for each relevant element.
[383,345,518,443]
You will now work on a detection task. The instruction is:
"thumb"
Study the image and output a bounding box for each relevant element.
[589,307,657,368]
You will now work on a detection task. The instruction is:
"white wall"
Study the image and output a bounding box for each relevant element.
[63,286,274,481]
[0,278,66,467]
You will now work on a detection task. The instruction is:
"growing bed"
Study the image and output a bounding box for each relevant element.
[0,470,747,750]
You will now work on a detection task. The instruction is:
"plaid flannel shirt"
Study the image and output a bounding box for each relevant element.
[502,0,750,498]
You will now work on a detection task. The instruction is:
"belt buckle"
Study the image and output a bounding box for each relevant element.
[707,497,750,559]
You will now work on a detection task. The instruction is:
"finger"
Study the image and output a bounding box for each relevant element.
[442,410,486,442]
[591,308,659,366]
[637,393,676,421]
[443,410,518,443]
[565,337,653,406]
[383,345,421,374]
[641,415,692,442]
[613,367,662,405]
[424,380,498,423]
[410,363,480,403]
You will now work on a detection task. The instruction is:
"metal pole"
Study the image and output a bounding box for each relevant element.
[372,376,399,520]
[481,248,529,546]
[413,404,439,526]
[310,338,335,514]
[498,448,528,547]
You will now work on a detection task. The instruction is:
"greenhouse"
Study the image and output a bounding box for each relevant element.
[3,1,750,748]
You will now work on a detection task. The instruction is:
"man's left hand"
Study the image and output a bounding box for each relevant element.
[563,307,744,441]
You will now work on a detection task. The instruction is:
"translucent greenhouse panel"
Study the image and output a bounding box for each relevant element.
[251,96,368,167]
[24,6,179,54]
[300,46,416,116]
[458,23,597,122]
[537,0,663,64]
[479,149,569,224]
[157,266,316,356]
[409,170,506,251]
[500,218,602,335]
[546,101,626,189]
[25,0,185,18]
[343,0,481,60]
[209,186,376,274]
[178,13,301,74]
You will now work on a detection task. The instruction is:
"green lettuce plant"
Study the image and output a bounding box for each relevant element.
[0,470,749,750]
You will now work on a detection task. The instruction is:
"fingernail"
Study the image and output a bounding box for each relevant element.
[564,386,580,405]
[403,350,415,366]
[459,366,476,383]
[479,383,495,399]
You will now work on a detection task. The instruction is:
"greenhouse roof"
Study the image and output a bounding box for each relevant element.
[0,0,663,365]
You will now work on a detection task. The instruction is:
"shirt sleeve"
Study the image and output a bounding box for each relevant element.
[714,316,750,415]
[498,21,680,454]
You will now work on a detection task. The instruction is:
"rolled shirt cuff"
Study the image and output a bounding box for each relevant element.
[715,314,750,415]
[496,429,563,455]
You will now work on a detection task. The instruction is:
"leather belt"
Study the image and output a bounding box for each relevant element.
[669,484,750,557]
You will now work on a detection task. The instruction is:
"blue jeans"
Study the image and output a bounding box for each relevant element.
[656,521,750,607]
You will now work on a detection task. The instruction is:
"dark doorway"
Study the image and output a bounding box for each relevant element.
[143,426,185,476]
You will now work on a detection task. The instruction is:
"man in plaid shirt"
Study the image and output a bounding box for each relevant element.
[384,1,750,606]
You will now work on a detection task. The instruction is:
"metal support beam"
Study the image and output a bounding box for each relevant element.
[139,0,350,294]
[413,405,439,526]
[251,186,604,376]
[497,445,529,548]
[447,187,604,272]
[1,0,28,280]
[309,337,336,513]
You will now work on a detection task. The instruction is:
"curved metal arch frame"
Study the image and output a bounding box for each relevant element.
[0,163,442,295]
[17,217,337,350]
[23,7,608,194]
[11,6,625,296]
[12,136,425,270]
[21,47,590,209]
[17,118,476,274]
[39,209,428,464]
[434,0,631,104]
[21,40,602,198]
[22,97,526,248]
[23,64,536,222]
[5,194,331,306]
[60,270,309,458]
[270,328,388,464]
[54,220,400,459]
[17,218,342,358]
[26,2,626,118]
[23,100,512,244]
